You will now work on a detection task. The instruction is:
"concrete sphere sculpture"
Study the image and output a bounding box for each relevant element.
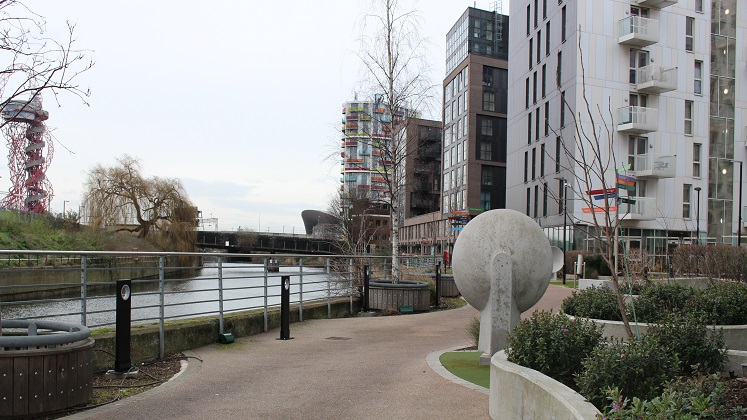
[452,209,555,359]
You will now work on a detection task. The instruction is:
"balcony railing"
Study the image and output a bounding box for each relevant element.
[633,154,676,178]
[617,106,658,134]
[635,65,677,94]
[618,196,656,221]
[633,0,678,9]
[618,16,659,47]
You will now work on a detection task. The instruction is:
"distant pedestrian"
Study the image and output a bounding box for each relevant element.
[443,249,450,268]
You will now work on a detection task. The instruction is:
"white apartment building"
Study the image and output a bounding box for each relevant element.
[506,0,745,267]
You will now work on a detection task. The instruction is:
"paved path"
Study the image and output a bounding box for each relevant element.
[69,285,575,420]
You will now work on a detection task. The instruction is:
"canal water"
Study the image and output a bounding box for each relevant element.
[1,262,346,328]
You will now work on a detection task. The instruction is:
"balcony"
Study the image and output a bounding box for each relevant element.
[618,197,656,221]
[618,16,659,47]
[633,154,676,178]
[633,0,678,9]
[617,106,658,134]
[634,65,677,94]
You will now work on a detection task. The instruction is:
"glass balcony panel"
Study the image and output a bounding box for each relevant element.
[618,16,659,47]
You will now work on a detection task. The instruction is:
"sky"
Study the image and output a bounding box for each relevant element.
[6,1,509,233]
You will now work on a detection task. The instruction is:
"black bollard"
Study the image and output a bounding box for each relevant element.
[109,279,138,377]
[435,262,441,307]
[363,265,370,312]
[278,276,293,340]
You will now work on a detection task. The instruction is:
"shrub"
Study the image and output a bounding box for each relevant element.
[601,374,746,419]
[687,282,747,325]
[467,316,480,348]
[583,254,612,278]
[576,336,677,409]
[506,310,603,388]
[560,286,623,321]
[633,283,695,323]
[672,245,747,281]
[645,313,726,375]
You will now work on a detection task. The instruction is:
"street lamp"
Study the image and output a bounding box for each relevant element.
[62,200,70,217]
[555,177,568,285]
[694,187,701,245]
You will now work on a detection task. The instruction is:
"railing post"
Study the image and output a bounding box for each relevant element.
[435,262,441,308]
[159,256,165,359]
[363,265,370,312]
[348,257,353,313]
[326,257,331,318]
[80,256,88,326]
[218,257,225,334]
[299,258,304,322]
[263,257,269,332]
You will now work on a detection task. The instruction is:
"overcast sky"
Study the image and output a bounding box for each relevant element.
[8,1,509,233]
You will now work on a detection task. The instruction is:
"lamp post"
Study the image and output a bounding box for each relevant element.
[62,200,69,217]
[555,177,568,285]
[694,187,701,245]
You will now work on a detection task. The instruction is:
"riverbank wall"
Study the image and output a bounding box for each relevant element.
[91,297,361,371]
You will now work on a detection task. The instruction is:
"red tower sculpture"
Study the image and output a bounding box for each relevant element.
[0,94,54,213]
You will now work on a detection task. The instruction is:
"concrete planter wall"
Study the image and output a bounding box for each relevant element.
[490,350,600,420]
[368,280,431,311]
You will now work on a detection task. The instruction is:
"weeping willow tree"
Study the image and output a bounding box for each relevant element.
[82,155,197,252]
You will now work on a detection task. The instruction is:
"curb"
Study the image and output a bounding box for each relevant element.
[426,345,489,395]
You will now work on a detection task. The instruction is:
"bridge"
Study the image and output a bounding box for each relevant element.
[196,231,342,255]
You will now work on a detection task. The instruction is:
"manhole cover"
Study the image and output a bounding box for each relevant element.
[326,336,351,341]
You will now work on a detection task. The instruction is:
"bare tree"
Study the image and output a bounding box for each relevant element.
[327,190,387,256]
[0,0,93,126]
[82,155,197,252]
[355,0,434,282]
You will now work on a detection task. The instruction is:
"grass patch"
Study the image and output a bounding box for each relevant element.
[549,281,577,288]
[439,351,489,389]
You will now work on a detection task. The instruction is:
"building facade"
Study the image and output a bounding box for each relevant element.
[506,0,745,268]
[400,6,510,256]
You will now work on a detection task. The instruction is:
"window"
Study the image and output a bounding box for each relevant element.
[693,143,701,177]
[685,100,693,135]
[694,60,702,94]
[683,184,692,218]
[685,17,694,52]
[628,136,647,171]
[556,51,562,86]
[529,38,534,70]
[545,22,550,55]
[561,6,567,42]
[540,143,546,177]
[482,167,493,186]
[527,4,531,36]
[534,0,539,27]
[534,185,539,218]
[481,191,491,210]
[558,179,564,213]
[536,31,541,62]
[524,151,529,182]
[535,108,540,140]
[629,49,649,84]
[528,113,532,144]
[695,0,702,13]
[483,91,495,111]
[532,147,536,180]
[543,0,547,20]
[533,71,538,103]
[541,64,547,97]
[544,102,550,136]
[560,91,566,127]
[526,188,531,216]
[543,182,548,217]
[555,137,561,172]
[481,119,493,136]
[480,141,492,160]
[525,77,530,109]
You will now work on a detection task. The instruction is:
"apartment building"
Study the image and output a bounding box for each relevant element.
[400,6,510,256]
[506,0,745,267]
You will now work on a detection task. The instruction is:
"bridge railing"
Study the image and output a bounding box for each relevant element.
[0,250,439,356]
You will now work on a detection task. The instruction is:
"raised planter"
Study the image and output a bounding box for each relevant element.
[0,320,94,417]
[432,274,460,297]
[490,350,600,420]
[368,280,431,311]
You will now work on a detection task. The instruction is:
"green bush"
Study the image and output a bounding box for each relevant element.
[467,316,480,348]
[561,286,623,321]
[576,336,677,409]
[583,254,612,278]
[687,282,747,325]
[600,374,746,419]
[506,310,603,388]
[645,313,726,375]
[634,283,695,323]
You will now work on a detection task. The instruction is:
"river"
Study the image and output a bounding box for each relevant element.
[0,262,348,328]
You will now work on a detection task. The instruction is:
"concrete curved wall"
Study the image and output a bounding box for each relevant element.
[490,350,600,420]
